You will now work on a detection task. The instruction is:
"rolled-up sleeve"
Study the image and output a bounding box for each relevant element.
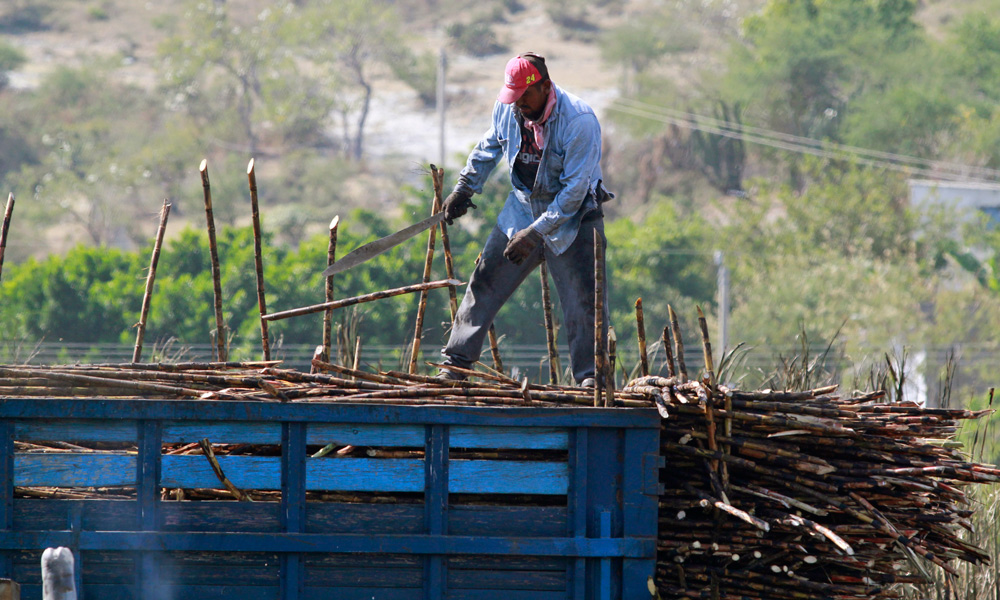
[455,102,506,196]
[531,112,601,236]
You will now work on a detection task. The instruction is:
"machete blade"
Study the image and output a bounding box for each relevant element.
[322,211,446,277]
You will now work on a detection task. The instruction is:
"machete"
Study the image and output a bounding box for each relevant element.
[322,211,446,277]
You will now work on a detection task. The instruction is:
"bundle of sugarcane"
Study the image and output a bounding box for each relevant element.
[0,360,650,406]
[623,374,995,600]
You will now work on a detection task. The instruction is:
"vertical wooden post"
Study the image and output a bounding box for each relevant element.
[635,298,649,377]
[200,160,228,362]
[409,165,442,374]
[668,305,687,381]
[247,159,272,361]
[593,229,605,407]
[540,259,560,385]
[132,199,171,363]
[323,216,340,363]
[0,193,14,283]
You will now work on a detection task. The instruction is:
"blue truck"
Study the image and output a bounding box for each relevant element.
[0,397,662,599]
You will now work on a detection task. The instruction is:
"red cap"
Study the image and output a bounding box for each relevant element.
[498,56,544,104]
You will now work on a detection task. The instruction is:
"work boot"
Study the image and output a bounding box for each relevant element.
[436,368,467,382]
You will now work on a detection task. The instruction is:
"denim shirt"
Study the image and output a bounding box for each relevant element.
[453,85,603,256]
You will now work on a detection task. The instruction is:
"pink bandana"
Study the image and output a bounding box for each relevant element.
[524,84,557,149]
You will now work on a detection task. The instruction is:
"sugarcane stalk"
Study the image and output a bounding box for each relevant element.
[352,335,362,373]
[0,192,13,282]
[132,199,171,363]
[432,166,459,320]
[262,279,461,321]
[323,215,340,363]
[697,305,715,387]
[409,165,442,373]
[199,438,251,501]
[246,159,272,361]
[635,298,649,376]
[669,305,687,381]
[200,159,228,362]
[605,326,616,406]
[662,326,676,377]
[540,259,560,384]
[593,228,605,407]
[0,366,207,398]
[487,325,504,373]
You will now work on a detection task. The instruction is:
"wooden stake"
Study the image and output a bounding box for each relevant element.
[263,279,462,322]
[636,298,649,377]
[200,159,228,362]
[593,228,605,407]
[247,159,271,361]
[669,305,687,381]
[409,165,442,374]
[132,199,171,363]
[0,192,13,283]
[323,215,340,363]
[540,259,560,384]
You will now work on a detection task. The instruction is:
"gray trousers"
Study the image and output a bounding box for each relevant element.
[442,213,609,384]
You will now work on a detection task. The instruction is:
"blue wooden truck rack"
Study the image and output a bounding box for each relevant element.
[0,398,662,599]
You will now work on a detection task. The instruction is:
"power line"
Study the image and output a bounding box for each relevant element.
[608,98,1000,184]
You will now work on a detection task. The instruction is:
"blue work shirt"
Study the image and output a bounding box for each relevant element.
[453,85,603,256]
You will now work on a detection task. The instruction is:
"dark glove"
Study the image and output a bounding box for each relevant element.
[442,190,477,225]
[503,227,543,265]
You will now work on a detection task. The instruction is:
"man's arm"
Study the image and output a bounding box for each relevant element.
[454,102,507,196]
[530,112,602,236]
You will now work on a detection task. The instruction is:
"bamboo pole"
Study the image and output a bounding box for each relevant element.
[409,165,442,374]
[247,159,271,361]
[593,228,606,407]
[200,159,228,362]
[323,215,340,363]
[0,192,13,283]
[262,279,461,322]
[635,298,649,377]
[352,335,361,373]
[540,259,560,384]
[668,304,687,381]
[132,199,171,363]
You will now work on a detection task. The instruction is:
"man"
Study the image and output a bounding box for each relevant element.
[438,52,610,387]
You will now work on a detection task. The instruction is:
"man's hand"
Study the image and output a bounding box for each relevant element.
[503,227,543,265]
[442,190,477,225]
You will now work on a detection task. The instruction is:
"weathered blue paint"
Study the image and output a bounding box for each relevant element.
[0,398,659,599]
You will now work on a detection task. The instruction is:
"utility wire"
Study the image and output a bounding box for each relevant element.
[608,98,1000,184]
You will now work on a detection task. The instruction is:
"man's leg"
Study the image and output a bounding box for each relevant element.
[442,226,542,371]
[546,214,609,385]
